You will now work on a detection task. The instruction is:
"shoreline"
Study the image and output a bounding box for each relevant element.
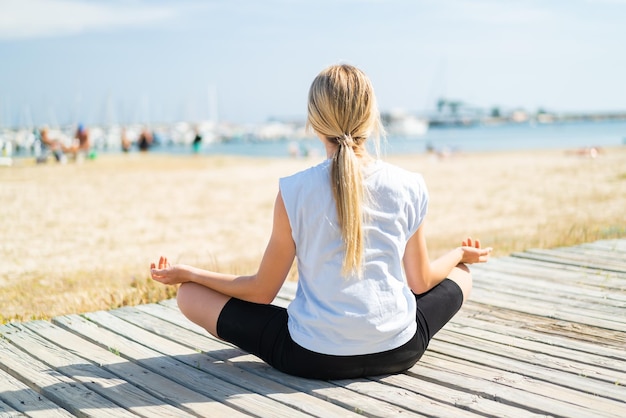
[1,146,625,322]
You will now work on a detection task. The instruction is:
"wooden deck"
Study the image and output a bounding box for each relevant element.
[1,239,625,417]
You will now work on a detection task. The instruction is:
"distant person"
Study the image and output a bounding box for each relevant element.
[287,141,299,158]
[138,127,153,152]
[149,64,492,380]
[192,128,202,154]
[63,124,91,161]
[0,137,13,166]
[121,127,132,153]
[38,127,66,163]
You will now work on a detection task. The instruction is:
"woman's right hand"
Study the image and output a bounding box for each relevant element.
[150,256,190,285]
[459,237,492,264]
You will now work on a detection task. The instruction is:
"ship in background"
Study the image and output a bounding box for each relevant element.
[381,109,429,138]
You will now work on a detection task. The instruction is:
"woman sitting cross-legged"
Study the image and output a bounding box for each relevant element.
[150,63,492,380]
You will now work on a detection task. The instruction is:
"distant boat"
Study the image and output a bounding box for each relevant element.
[384,110,429,137]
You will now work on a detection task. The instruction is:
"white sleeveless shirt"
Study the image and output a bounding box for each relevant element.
[279,158,429,355]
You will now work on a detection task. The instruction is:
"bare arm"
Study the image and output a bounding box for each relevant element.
[403,220,491,294]
[150,191,296,304]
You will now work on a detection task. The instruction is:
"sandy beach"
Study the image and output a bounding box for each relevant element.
[1,146,625,322]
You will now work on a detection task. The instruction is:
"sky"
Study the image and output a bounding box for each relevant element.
[1,0,625,127]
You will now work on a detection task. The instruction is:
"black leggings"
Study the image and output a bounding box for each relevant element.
[217,279,463,380]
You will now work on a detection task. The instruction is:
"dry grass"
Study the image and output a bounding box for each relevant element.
[1,146,625,323]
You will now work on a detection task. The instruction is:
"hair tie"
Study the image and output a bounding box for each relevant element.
[336,134,355,147]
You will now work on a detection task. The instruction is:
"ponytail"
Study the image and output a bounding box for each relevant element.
[306,64,383,277]
[331,134,364,276]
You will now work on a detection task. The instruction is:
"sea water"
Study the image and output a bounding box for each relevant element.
[180,120,626,158]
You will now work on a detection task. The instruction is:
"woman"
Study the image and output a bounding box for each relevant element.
[150,64,491,379]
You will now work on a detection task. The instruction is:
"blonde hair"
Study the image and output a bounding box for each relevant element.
[306,64,383,276]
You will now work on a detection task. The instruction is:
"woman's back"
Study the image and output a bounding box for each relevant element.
[280,158,428,355]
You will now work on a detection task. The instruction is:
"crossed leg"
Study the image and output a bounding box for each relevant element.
[446,263,472,303]
[176,282,231,338]
[176,264,471,341]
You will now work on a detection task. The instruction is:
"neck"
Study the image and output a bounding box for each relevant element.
[325,147,374,164]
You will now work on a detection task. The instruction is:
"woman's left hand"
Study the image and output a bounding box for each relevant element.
[150,256,189,285]
[459,237,492,264]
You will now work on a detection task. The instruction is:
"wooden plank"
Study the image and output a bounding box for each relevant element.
[137,302,428,417]
[224,352,428,418]
[433,327,625,391]
[0,331,137,417]
[473,257,626,292]
[20,320,244,418]
[426,336,626,411]
[448,312,626,374]
[553,245,626,262]
[52,313,308,418]
[471,273,626,318]
[107,306,365,418]
[0,368,73,418]
[462,302,626,351]
[472,266,626,308]
[470,281,626,325]
[337,375,534,417]
[470,285,626,322]
[132,304,426,417]
[412,353,621,418]
[579,240,626,253]
[521,248,626,272]
[469,285,626,333]
[460,303,626,358]
[482,253,626,279]
[0,399,25,418]
[2,323,196,418]
[511,251,626,274]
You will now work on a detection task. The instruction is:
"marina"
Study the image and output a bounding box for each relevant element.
[2,118,626,164]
